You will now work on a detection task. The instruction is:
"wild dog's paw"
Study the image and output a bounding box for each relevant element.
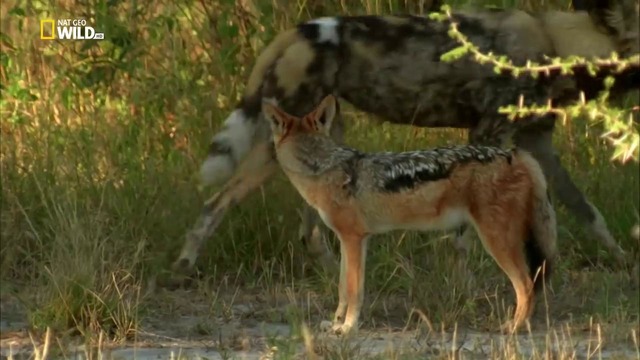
[164,255,200,290]
[319,320,334,332]
[171,232,200,275]
[154,266,199,291]
[171,257,194,273]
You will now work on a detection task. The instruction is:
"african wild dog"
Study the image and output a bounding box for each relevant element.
[263,94,557,334]
[173,0,639,274]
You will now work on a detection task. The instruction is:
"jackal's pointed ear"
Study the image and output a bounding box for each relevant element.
[309,95,337,135]
[262,100,290,136]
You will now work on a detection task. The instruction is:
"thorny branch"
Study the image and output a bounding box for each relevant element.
[430,5,640,164]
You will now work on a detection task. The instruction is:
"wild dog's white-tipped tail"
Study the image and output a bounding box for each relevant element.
[199,154,234,187]
[201,27,307,186]
[200,109,256,186]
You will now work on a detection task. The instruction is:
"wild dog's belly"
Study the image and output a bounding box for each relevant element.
[337,72,477,129]
[335,44,487,129]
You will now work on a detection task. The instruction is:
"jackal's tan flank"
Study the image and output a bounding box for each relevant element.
[263,95,558,334]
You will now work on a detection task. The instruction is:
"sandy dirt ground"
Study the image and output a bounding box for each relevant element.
[1,287,638,360]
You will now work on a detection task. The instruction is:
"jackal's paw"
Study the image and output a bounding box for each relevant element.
[171,258,189,271]
[319,320,354,336]
[498,320,515,334]
[331,323,357,336]
[499,320,527,335]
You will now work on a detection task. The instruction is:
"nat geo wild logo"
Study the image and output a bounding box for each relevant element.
[40,18,104,40]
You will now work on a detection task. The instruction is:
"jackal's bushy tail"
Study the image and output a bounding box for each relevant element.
[518,151,558,293]
[199,29,302,186]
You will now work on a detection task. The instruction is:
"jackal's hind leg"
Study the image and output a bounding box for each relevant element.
[451,119,512,281]
[475,220,535,334]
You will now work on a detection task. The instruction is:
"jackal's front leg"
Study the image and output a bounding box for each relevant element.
[172,140,278,273]
[329,233,369,336]
[332,240,348,325]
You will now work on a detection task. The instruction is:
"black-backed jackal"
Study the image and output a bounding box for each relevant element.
[263,95,557,334]
[173,0,639,274]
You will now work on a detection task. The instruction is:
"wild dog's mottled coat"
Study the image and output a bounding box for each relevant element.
[263,95,557,335]
[173,0,638,273]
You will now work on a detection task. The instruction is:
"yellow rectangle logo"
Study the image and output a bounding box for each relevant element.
[40,19,55,40]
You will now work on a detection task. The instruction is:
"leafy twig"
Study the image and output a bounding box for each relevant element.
[429,5,640,163]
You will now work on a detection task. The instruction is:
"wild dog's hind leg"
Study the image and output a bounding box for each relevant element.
[452,225,475,284]
[173,139,279,272]
[299,205,337,273]
[514,126,627,264]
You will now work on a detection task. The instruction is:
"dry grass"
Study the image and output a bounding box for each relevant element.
[0,0,638,359]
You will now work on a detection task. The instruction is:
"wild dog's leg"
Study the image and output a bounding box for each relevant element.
[632,224,640,287]
[299,208,340,275]
[451,224,474,289]
[514,127,627,264]
[298,105,345,273]
[299,205,337,273]
[474,218,536,333]
[330,233,369,336]
[172,139,279,272]
[452,225,475,283]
